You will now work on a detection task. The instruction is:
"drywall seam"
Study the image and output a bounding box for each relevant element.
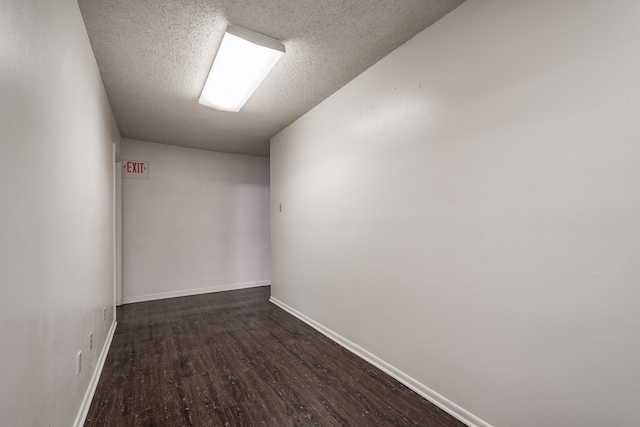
[73,319,117,427]
[122,281,271,305]
[269,297,492,427]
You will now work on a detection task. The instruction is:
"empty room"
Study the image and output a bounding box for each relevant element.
[1,0,639,426]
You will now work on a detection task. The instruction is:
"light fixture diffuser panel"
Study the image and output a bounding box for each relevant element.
[199,25,285,112]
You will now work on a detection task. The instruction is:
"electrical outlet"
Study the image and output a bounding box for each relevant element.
[89,333,93,351]
[76,351,82,376]
[103,307,107,322]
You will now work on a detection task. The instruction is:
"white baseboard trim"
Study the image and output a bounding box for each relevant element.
[122,280,271,305]
[269,297,492,427]
[73,319,117,427]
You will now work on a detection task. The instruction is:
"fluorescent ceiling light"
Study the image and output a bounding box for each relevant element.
[199,25,285,112]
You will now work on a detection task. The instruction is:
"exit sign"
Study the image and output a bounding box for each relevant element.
[122,160,149,179]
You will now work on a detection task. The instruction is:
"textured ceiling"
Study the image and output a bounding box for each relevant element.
[78,0,465,157]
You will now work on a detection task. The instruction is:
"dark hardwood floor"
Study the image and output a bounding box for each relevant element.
[85,286,465,426]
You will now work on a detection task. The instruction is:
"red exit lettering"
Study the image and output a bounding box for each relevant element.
[124,161,146,173]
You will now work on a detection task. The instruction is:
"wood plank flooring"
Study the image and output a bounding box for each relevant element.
[86,286,465,426]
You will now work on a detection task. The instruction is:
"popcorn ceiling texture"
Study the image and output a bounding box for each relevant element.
[78,0,465,157]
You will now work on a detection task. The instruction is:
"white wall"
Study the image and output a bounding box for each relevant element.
[121,139,270,303]
[270,1,640,426]
[0,0,120,426]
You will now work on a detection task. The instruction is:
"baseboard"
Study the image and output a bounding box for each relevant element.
[73,319,117,427]
[122,280,271,304]
[269,297,492,427]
